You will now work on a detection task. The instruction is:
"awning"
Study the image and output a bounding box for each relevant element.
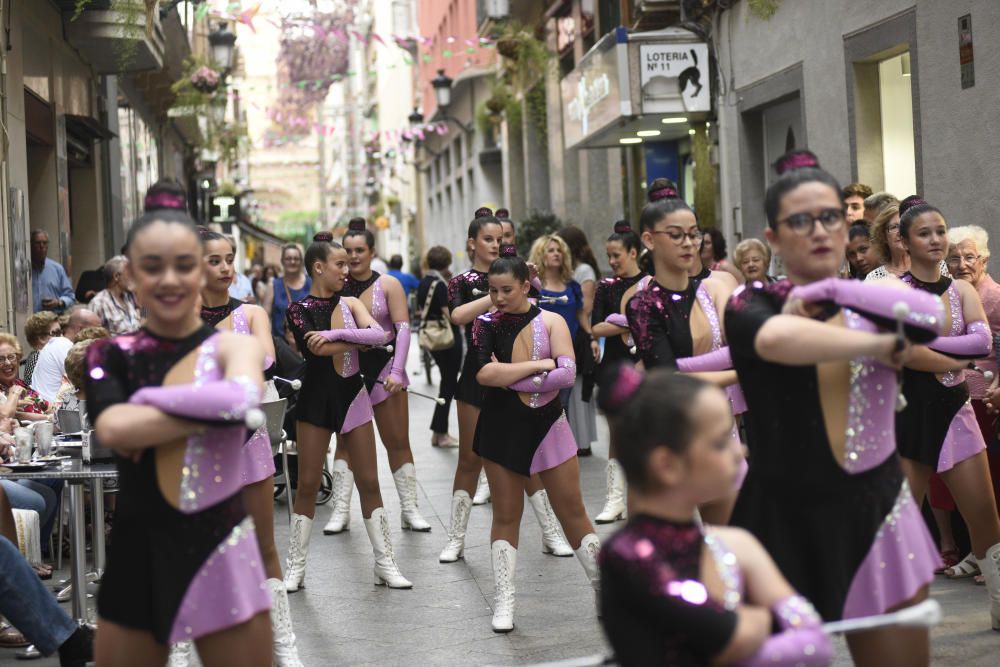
[559,26,712,149]
[237,219,289,245]
[65,114,116,141]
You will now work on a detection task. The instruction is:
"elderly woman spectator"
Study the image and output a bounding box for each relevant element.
[0,334,49,421]
[732,238,772,284]
[21,312,61,386]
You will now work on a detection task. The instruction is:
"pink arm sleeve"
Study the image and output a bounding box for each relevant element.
[129,377,260,422]
[389,322,411,385]
[928,320,992,359]
[315,324,387,346]
[508,356,577,393]
[734,596,831,667]
[789,278,945,342]
[676,347,733,373]
[604,313,628,328]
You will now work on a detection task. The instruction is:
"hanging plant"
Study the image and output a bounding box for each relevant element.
[170,56,218,108]
[747,0,781,21]
[190,66,221,93]
[493,22,551,95]
[204,122,249,166]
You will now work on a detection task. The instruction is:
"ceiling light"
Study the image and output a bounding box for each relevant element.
[636,130,661,137]
[661,117,688,125]
[688,129,696,135]
[619,137,642,144]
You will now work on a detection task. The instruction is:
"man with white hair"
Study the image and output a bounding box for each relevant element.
[87,256,140,334]
[30,305,101,402]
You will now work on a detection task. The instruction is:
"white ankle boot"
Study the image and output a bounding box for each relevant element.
[977,541,1000,631]
[574,533,602,614]
[439,491,472,562]
[473,470,491,505]
[392,463,431,532]
[284,513,313,592]
[267,578,303,666]
[528,490,573,557]
[491,540,517,633]
[595,459,627,524]
[167,641,198,667]
[323,459,353,534]
[365,507,413,588]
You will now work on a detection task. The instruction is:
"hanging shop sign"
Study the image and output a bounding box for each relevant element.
[638,42,710,113]
[560,27,630,150]
[211,195,241,225]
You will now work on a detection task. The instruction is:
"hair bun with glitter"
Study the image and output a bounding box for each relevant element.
[313,231,334,243]
[613,220,632,235]
[347,217,367,232]
[647,177,679,202]
[774,150,820,176]
[898,195,928,218]
[474,206,494,219]
[499,244,518,258]
[597,363,644,416]
[494,208,510,220]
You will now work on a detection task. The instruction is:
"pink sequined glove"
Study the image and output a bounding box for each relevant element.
[604,313,629,329]
[677,347,733,373]
[388,322,411,387]
[509,356,576,393]
[129,377,260,423]
[314,324,387,346]
[789,278,944,343]
[735,595,831,667]
[928,320,992,359]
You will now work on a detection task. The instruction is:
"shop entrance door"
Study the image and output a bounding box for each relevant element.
[762,97,803,188]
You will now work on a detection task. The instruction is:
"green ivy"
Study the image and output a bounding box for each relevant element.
[516,210,563,259]
[747,0,781,21]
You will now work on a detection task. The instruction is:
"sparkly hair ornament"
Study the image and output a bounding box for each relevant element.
[898,195,929,218]
[474,206,494,219]
[143,191,187,212]
[347,217,367,231]
[499,244,518,258]
[495,208,510,220]
[598,363,644,416]
[313,231,334,243]
[774,150,820,176]
[613,221,633,235]
[648,187,678,202]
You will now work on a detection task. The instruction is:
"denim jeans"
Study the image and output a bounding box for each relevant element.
[0,536,76,655]
[0,479,59,555]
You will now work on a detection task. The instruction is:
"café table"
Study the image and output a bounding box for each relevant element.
[0,460,117,621]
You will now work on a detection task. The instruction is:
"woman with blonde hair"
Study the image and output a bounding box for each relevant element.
[732,238,772,284]
[22,311,60,385]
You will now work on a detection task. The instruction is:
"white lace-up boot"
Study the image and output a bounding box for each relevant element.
[527,490,573,557]
[491,540,517,633]
[595,459,627,523]
[472,470,491,505]
[575,533,602,614]
[364,507,412,588]
[267,578,303,666]
[392,463,431,531]
[284,513,312,592]
[323,459,353,534]
[167,641,196,667]
[439,491,472,562]
[977,541,1000,631]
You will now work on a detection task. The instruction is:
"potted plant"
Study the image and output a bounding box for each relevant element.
[190,65,221,94]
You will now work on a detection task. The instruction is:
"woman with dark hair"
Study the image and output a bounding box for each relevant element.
[473,245,599,632]
[86,210,272,666]
[894,196,1000,627]
[846,223,878,279]
[282,233,411,592]
[197,230,301,665]
[725,150,946,664]
[700,227,741,281]
[418,245,461,447]
[589,220,645,523]
[143,179,188,213]
[324,218,431,534]
[598,365,831,667]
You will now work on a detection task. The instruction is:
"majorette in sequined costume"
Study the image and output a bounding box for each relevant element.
[601,515,830,667]
[201,298,278,486]
[85,326,270,644]
[725,277,943,620]
[449,268,491,408]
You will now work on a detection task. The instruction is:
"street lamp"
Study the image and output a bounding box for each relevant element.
[209,94,228,126]
[429,69,472,133]
[208,22,237,73]
[408,108,424,127]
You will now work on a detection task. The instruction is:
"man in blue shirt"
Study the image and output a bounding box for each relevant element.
[387,254,419,298]
[30,230,75,313]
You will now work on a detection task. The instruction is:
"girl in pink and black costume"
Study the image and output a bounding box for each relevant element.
[894,195,1000,631]
[598,365,831,667]
[472,246,600,632]
[198,229,301,666]
[725,151,943,665]
[324,218,430,535]
[86,210,272,666]
[282,233,412,593]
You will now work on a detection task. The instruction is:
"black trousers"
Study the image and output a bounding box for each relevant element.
[429,337,462,433]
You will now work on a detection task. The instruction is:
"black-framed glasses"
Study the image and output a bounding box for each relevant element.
[778,208,846,236]
[650,227,704,244]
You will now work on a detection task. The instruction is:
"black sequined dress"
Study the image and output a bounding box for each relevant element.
[448,269,490,407]
[591,273,645,379]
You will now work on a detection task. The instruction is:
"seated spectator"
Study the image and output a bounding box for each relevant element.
[842,182,873,224]
[87,256,140,334]
[0,334,49,420]
[52,338,102,415]
[21,312,60,386]
[30,306,101,403]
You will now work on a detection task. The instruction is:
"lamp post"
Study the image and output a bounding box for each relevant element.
[429,69,472,133]
[208,22,237,73]
[209,94,228,126]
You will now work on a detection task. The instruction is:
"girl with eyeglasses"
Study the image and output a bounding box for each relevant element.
[725,151,947,665]
[893,196,1000,632]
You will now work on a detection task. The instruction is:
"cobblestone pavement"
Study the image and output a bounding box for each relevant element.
[3,341,999,665]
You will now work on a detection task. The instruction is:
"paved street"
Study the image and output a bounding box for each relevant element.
[3,343,1000,665]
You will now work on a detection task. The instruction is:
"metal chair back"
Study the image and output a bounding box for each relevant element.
[259,398,288,455]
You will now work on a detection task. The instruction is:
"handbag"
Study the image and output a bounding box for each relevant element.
[417,278,455,352]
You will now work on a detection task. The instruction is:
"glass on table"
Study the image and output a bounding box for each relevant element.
[14,427,32,463]
[34,420,53,458]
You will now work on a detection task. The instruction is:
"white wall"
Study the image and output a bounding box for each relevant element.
[878,54,916,198]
